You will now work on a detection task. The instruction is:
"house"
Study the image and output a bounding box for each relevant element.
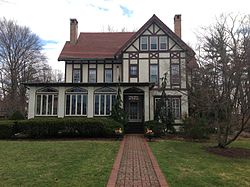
[25,14,195,132]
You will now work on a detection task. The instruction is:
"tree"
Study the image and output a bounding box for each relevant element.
[111,79,128,126]
[194,14,250,148]
[155,72,174,133]
[0,17,47,116]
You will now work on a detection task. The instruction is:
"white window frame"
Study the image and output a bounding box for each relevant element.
[140,36,148,51]
[35,89,58,116]
[65,88,88,116]
[94,92,116,116]
[150,36,158,50]
[159,36,168,50]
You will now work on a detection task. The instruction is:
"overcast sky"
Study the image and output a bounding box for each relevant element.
[1,0,250,72]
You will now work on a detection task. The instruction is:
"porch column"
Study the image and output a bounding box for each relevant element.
[144,87,150,121]
[58,87,65,118]
[87,87,94,117]
[28,86,36,119]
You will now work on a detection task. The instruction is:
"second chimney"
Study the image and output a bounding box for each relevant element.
[70,19,78,45]
[174,15,181,38]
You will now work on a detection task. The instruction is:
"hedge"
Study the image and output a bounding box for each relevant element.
[0,120,16,139]
[0,118,123,139]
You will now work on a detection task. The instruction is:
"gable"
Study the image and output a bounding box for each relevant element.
[115,14,195,58]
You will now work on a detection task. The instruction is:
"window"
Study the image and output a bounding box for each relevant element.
[130,64,138,78]
[140,36,148,50]
[154,97,181,119]
[89,69,96,83]
[73,69,81,83]
[65,88,87,116]
[159,36,168,50]
[171,64,180,85]
[150,64,158,84]
[36,88,58,116]
[104,69,112,82]
[150,36,158,50]
[94,87,116,116]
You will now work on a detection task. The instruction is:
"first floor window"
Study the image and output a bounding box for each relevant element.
[36,94,58,116]
[150,64,158,84]
[154,97,181,119]
[130,64,138,78]
[65,88,88,116]
[94,94,116,116]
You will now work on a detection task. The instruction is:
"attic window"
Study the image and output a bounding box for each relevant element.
[159,36,168,50]
[140,36,148,50]
[150,36,158,50]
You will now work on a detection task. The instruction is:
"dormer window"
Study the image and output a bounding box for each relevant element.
[150,36,158,50]
[140,36,148,50]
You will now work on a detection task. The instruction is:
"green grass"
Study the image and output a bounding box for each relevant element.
[0,140,119,186]
[150,139,250,187]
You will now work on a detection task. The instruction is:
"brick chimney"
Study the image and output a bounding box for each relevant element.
[70,19,78,45]
[174,15,181,38]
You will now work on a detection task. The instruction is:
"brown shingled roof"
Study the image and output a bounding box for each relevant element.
[58,32,135,60]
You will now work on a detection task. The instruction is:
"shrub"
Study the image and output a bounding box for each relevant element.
[183,117,209,139]
[144,120,165,137]
[0,121,15,139]
[12,118,123,139]
[9,111,25,120]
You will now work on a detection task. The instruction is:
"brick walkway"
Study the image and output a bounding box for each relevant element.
[107,134,169,187]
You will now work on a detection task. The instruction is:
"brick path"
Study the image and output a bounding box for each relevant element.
[107,134,169,187]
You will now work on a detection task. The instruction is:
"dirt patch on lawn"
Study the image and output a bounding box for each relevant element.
[206,147,250,159]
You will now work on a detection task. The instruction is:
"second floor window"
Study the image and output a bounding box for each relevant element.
[150,36,158,50]
[150,64,158,84]
[140,36,148,50]
[73,69,81,83]
[89,69,96,83]
[130,64,138,78]
[171,64,180,85]
[104,69,112,82]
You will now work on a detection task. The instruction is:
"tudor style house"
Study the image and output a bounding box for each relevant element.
[25,14,196,132]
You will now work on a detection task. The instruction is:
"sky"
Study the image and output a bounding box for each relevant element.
[0,0,250,72]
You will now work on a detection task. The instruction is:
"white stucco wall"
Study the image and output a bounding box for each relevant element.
[66,64,72,83]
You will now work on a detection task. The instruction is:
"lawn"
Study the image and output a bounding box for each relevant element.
[150,139,250,187]
[0,140,119,186]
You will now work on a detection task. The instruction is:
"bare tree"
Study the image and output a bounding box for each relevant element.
[0,17,47,116]
[193,14,250,148]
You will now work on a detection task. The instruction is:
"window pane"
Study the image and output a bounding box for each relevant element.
[53,95,58,115]
[160,36,167,50]
[105,69,112,82]
[130,65,137,77]
[112,95,116,107]
[73,69,81,83]
[172,98,180,119]
[42,95,47,115]
[95,95,99,115]
[150,65,158,83]
[140,36,148,50]
[77,95,82,115]
[171,64,180,84]
[66,95,70,115]
[48,95,53,115]
[82,95,87,115]
[106,95,110,115]
[100,95,105,115]
[150,36,158,50]
[89,69,96,83]
[36,95,41,115]
[71,95,76,115]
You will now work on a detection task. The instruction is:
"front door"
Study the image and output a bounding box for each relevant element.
[128,96,142,122]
